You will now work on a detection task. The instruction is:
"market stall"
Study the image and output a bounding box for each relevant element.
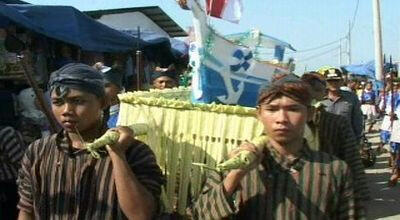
[0,3,151,140]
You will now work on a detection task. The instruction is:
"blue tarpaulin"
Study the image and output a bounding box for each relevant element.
[0,3,147,52]
[341,61,388,90]
[342,61,376,79]
[121,29,188,66]
[121,29,188,56]
[342,60,396,80]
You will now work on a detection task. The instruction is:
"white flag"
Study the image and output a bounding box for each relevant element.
[205,0,243,23]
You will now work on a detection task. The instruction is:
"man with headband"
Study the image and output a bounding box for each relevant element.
[151,71,178,90]
[17,63,163,219]
[192,74,358,219]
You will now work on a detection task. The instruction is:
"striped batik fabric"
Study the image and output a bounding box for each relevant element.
[316,110,368,217]
[192,142,357,220]
[0,126,26,182]
[17,131,163,219]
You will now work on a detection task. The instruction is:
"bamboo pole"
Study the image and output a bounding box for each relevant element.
[20,50,58,133]
[136,50,142,91]
[135,26,142,91]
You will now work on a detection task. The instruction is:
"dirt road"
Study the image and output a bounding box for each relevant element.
[365,131,400,220]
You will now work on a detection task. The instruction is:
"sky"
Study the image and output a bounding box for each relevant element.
[27,0,400,73]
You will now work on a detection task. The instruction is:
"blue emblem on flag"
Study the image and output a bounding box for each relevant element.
[230,49,253,72]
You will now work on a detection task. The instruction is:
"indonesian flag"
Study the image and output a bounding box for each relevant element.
[205,0,243,23]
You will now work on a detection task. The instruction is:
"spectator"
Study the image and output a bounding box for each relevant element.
[102,65,124,128]
[54,44,75,69]
[152,71,178,90]
[360,81,378,133]
[321,68,363,141]
[378,82,399,154]
[0,126,25,219]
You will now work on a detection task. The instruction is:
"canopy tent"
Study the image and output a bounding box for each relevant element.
[170,38,188,57]
[122,29,188,55]
[0,3,147,52]
[341,60,397,79]
[225,29,296,61]
[121,29,188,67]
[341,61,390,91]
[342,61,376,79]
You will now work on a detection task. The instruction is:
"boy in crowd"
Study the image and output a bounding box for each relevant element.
[360,82,378,133]
[17,63,163,219]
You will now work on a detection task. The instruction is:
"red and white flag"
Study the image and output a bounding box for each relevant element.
[205,0,243,23]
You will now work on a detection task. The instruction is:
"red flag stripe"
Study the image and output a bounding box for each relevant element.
[206,0,226,18]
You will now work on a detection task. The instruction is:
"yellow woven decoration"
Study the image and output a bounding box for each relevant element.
[117,88,264,215]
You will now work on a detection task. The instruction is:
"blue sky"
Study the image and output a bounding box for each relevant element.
[27,0,400,73]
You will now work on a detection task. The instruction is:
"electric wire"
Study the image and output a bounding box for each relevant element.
[295,46,340,63]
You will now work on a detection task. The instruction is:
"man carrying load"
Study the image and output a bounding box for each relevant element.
[17,63,163,220]
[192,74,361,219]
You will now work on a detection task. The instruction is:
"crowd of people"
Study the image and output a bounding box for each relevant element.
[1,55,399,219]
[340,72,400,187]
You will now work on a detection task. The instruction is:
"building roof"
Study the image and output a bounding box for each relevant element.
[85,6,187,38]
[1,0,29,4]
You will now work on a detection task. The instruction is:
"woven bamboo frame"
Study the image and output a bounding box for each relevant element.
[118,88,264,215]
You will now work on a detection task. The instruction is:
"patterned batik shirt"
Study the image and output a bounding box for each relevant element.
[192,141,358,220]
[308,109,368,218]
[0,126,26,182]
[17,130,164,219]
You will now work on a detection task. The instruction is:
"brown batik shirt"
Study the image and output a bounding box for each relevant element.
[17,130,163,219]
[192,141,360,220]
[306,107,369,219]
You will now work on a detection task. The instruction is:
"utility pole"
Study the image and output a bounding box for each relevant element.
[372,0,384,81]
[339,39,342,66]
[348,21,352,65]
